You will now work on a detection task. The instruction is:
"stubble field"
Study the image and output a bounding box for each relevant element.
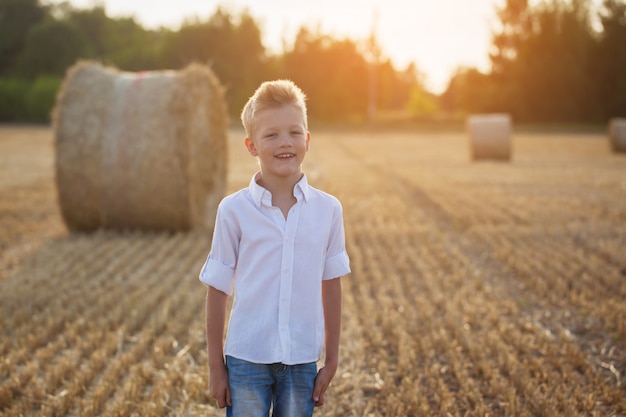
[0,125,625,416]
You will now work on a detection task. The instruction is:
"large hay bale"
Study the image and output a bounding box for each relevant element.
[608,118,626,153]
[52,61,228,232]
[467,113,512,161]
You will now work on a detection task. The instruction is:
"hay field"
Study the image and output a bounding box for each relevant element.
[1,125,625,416]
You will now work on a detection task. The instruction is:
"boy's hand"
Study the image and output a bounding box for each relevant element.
[209,361,231,408]
[312,362,337,407]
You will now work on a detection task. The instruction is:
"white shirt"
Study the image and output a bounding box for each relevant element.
[199,173,351,365]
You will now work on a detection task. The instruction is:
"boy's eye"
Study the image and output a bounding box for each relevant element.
[264,133,277,138]
[291,131,303,135]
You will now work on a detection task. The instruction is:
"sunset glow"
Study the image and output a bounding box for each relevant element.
[49,0,506,92]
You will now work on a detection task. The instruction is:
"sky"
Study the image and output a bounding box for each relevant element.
[47,0,508,93]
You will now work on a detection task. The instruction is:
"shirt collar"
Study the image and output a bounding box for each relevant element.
[248,172,310,207]
[295,174,310,202]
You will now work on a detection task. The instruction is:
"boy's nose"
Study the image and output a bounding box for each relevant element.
[278,133,292,146]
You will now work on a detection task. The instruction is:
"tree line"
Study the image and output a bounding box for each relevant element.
[0,0,625,125]
[442,0,626,124]
[0,0,426,124]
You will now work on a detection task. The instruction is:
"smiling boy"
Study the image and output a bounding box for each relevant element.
[199,80,351,416]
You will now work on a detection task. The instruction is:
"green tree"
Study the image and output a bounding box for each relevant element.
[393,62,437,119]
[281,28,370,122]
[593,0,626,119]
[161,8,267,116]
[0,0,46,75]
[102,17,164,71]
[514,0,596,122]
[440,67,494,115]
[448,0,599,123]
[63,4,164,71]
[15,17,89,77]
[377,61,418,112]
[64,6,108,57]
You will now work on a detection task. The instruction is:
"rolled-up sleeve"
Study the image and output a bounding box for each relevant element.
[322,201,351,280]
[323,250,351,280]
[199,257,235,294]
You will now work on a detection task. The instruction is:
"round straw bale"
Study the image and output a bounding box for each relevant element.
[52,61,228,232]
[466,113,512,161]
[608,118,626,153]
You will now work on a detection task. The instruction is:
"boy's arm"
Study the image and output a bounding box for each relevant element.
[206,286,231,408]
[313,277,342,407]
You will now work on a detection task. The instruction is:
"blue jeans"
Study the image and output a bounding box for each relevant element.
[226,355,317,417]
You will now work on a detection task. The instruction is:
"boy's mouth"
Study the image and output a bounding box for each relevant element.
[275,153,295,159]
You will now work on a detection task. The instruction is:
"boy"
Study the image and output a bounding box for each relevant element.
[199,79,351,416]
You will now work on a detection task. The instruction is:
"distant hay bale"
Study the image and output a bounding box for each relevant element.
[467,113,512,161]
[608,118,626,153]
[52,61,228,232]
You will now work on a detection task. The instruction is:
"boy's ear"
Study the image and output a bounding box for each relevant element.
[305,132,311,151]
[244,137,258,156]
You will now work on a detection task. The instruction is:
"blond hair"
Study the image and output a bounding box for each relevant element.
[241,79,308,138]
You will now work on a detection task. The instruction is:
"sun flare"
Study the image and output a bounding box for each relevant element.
[48,0,501,93]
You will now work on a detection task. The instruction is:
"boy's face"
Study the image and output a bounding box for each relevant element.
[245,104,310,182]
